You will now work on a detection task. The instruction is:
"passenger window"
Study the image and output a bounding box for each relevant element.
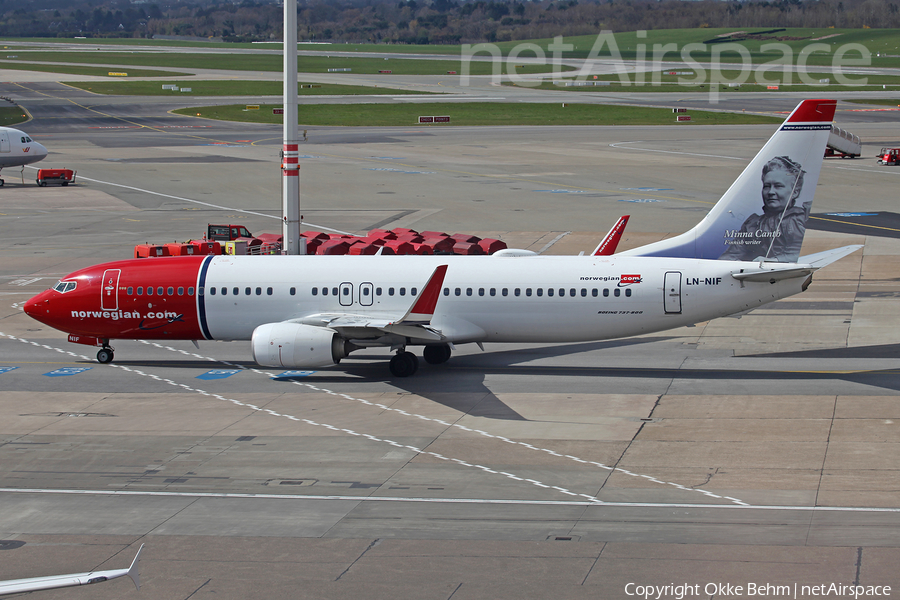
[570,288,576,297]
[362,287,370,296]
[538,288,545,297]
[515,288,521,297]
[209,287,215,296]
[455,288,461,296]
[147,287,154,296]
[490,288,496,296]
[267,287,273,295]
[137,286,143,295]
[158,287,165,296]
[591,289,598,297]
[232,287,239,296]
[581,288,587,297]
[290,287,296,296]
[344,287,351,296]
[376,287,382,296]
[188,287,195,296]
[256,287,263,295]
[177,287,184,295]
[478,288,484,296]
[312,288,318,296]
[322,287,328,296]
[625,288,632,297]
[526,288,532,297]
[127,287,133,295]
[167,287,174,296]
[245,287,251,295]
[197,287,203,296]
[411,287,417,296]
[502,288,508,296]
[603,289,609,297]
[331,287,338,296]
[614,288,621,297]
[220,287,226,296]
[466,288,472,296]
[559,288,565,297]
[443,288,450,296]
[399,287,406,296]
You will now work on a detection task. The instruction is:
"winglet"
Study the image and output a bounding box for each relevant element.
[126,544,143,591]
[397,265,448,324]
[592,215,629,256]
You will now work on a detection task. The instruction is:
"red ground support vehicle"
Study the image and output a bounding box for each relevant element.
[36,168,75,186]
[877,148,900,165]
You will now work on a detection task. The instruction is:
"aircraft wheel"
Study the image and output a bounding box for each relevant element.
[389,351,418,377]
[423,344,451,365]
[36,180,45,187]
[0,179,4,187]
[97,348,114,364]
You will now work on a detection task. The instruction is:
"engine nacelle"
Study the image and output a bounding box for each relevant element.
[251,323,350,368]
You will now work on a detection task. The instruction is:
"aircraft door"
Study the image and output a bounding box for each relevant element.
[663,271,682,314]
[0,130,9,153]
[359,282,373,306]
[101,269,121,311]
[339,282,353,307]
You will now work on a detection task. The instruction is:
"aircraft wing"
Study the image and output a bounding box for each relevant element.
[731,245,863,283]
[0,544,142,596]
[293,265,449,342]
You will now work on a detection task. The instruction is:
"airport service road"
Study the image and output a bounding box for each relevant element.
[1,82,900,598]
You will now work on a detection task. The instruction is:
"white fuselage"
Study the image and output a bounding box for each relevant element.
[200,255,804,344]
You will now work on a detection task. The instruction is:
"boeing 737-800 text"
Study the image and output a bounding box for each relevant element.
[24,99,860,377]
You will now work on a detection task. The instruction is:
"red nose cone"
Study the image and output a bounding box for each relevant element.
[23,291,47,321]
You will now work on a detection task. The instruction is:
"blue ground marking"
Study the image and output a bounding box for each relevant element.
[534,189,588,194]
[620,187,674,191]
[0,367,18,374]
[826,213,877,217]
[196,369,241,380]
[44,367,92,377]
[619,198,664,203]
[272,370,315,380]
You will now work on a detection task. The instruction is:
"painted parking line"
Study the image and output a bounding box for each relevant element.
[44,367,92,377]
[196,369,241,380]
[0,366,18,374]
[272,370,316,380]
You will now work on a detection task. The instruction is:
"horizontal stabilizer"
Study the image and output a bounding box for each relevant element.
[731,244,862,283]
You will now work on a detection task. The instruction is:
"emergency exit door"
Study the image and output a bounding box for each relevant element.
[663,271,682,314]
[101,269,121,311]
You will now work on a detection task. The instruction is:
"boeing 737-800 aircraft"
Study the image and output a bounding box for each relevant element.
[24,99,861,377]
[0,125,48,185]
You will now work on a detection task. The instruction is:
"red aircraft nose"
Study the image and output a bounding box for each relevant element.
[23,290,49,321]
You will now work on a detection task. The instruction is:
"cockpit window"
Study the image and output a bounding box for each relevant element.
[52,281,76,293]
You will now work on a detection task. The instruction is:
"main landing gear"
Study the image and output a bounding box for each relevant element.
[389,344,452,377]
[96,344,115,364]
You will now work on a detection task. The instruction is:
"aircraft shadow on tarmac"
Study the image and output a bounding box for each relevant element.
[110,338,900,422]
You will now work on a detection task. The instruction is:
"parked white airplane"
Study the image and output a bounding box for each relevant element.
[0,544,141,595]
[0,125,48,185]
[24,99,861,377]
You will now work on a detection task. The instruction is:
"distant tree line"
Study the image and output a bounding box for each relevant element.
[0,0,898,43]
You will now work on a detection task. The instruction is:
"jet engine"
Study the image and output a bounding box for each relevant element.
[251,323,352,368]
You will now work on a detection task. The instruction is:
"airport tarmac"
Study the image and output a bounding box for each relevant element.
[1,76,900,599]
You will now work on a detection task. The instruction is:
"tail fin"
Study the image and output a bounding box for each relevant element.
[620,99,836,263]
[592,215,629,256]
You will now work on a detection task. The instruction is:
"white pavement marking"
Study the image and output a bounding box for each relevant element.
[139,339,749,506]
[0,487,898,514]
[1,332,587,502]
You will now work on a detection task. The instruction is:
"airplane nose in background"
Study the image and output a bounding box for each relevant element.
[35,142,48,160]
[23,292,46,319]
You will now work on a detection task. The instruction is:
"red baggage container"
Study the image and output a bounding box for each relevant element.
[395,233,425,244]
[424,237,455,253]
[317,240,351,255]
[256,233,283,245]
[301,231,330,241]
[383,240,415,255]
[303,238,322,254]
[349,243,380,255]
[36,168,75,186]
[367,229,397,240]
[390,227,419,237]
[192,240,222,255]
[450,233,481,244]
[134,244,170,258]
[420,231,449,239]
[452,242,484,255]
[412,243,434,255]
[165,243,196,256]
[478,238,508,254]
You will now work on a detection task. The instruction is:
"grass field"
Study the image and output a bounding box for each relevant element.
[844,98,900,106]
[65,80,432,96]
[174,102,783,127]
[0,60,186,78]
[0,52,571,76]
[0,105,28,126]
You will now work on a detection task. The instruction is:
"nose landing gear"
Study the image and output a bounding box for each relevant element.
[96,344,114,364]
